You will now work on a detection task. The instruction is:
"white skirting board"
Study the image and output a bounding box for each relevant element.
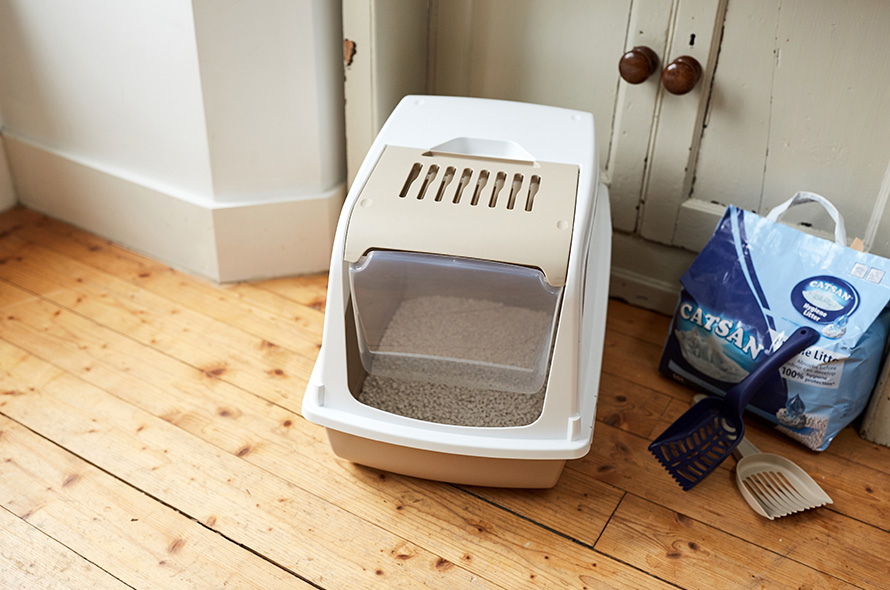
[2,135,344,283]
[608,231,694,316]
[608,266,681,316]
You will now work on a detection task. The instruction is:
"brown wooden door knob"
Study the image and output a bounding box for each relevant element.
[661,55,703,95]
[618,46,659,84]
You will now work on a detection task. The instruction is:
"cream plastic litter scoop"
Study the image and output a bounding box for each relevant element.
[733,437,832,520]
[693,395,832,519]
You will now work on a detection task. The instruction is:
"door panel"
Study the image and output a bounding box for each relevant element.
[607,0,674,232]
[676,0,890,252]
[432,0,632,174]
[637,0,728,244]
[435,0,629,113]
[761,1,890,241]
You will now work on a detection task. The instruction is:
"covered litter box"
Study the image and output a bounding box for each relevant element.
[302,95,611,487]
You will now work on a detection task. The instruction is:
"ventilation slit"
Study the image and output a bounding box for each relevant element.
[470,170,490,205]
[525,175,541,211]
[489,171,506,207]
[506,173,524,210]
[400,163,422,198]
[416,164,439,199]
[453,168,473,203]
[434,166,456,201]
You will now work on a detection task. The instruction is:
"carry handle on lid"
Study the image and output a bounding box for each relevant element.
[424,137,537,163]
[765,191,847,246]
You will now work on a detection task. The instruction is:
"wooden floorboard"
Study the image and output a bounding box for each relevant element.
[2,207,889,589]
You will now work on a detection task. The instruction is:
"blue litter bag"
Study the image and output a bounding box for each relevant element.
[660,193,890,450]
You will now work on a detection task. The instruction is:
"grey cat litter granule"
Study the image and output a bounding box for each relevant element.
[372,295,551,367]
[358,375,545,427]
[355,295,552,427]
[776,413,830,450]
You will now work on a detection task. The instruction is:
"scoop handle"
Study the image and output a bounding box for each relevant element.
[732,437,761,461]
[725,326,819,416]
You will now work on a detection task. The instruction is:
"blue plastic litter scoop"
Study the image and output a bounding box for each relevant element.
[649,326,819,491]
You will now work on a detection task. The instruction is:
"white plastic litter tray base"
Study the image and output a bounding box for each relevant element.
[327,429,566,488]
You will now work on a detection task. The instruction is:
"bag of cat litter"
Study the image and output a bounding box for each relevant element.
[659,192,890,450]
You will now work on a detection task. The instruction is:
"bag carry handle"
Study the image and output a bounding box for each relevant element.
[765,191,847,246]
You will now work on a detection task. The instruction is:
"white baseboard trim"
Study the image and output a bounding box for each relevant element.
[2,134,344,283]
[212,189,344,282]
[609,266,681,316]
[609,231,693,315]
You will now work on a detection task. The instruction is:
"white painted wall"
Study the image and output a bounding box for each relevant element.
[0,0,346,281]
[192,0,345,203]
[0,0,214,198]
[0,136,14,211]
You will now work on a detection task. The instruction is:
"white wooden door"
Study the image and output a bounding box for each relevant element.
[430,0,633,170]
[340,0,890,314]
[343,0,673,208]
[640,0,890,255]
[613,0,727,234]
[344,0,730,235]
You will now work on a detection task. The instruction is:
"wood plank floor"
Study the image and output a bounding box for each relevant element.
[1,206,889,589]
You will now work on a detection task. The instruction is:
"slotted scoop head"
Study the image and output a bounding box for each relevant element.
[734,438,832,519]
[649,326,819,490]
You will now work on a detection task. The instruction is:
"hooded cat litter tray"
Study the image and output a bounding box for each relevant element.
[302,95,611,488]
